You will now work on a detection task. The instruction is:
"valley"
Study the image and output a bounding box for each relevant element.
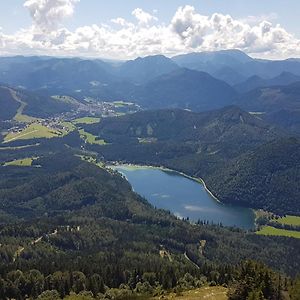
[0,50,300,299]
[1,0,300,298]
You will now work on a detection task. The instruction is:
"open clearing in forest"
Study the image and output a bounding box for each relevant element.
[151,286,228,300]
[79,129,107,145]
[275,215,300,226]
[4,123,62,143]
[73,117,100,124]
[256,226,300,239]
[7,87,41,123]
[4,157,38,167]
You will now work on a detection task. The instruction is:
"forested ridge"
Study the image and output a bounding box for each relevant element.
[0,85,74,121]
[82,107,299,215]
[0,99,299,298]
[0,151,299,299]
[206,138,300,215]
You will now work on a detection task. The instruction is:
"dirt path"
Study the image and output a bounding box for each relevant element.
[13,246,25,262]
[184,251,200,269]
[4,129,39,143]
[7,87,27,118]
[13,229,58,261]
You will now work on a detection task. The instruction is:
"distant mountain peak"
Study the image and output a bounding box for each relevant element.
[119,54,179,83]
[134,54,171,61]
[173,49,253,64]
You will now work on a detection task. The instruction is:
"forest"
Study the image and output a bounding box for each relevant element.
[0,150,299,299]
[0,105,299,298]
[82,108,299,216]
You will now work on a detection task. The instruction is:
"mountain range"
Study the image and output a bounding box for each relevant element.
[133,68,237,111]
[2,49,300,136]
[1,50,300,212]
[173,49,300,84]
[1,48,300,298]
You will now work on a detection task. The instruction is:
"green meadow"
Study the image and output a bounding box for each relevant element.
[275,215,300,226]
[256,226,300,239]
[79,129,107,145]
[4,123,67,143]
[73,117,100,124]
[4,157,38,167]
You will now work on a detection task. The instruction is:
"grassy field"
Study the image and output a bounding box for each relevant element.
[62,122,76,132]
[73,117,100,124]
[4,157,38,167]
[256,226,300,239]
[112,101,133,107]
[52,95,80,105]
[151,286,228,300]
[14,112,40,123]
[4,124,63,143]
[79,129,106,145]
[275,215,300,226]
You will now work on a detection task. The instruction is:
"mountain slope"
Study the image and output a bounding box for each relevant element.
[173,49,300,80]
[88,106,278,145]
[173,49,253,68]
[0,151,299,300]
[134,68,238,111]
[0,86,20,120]
[84,106,281,176]
[235,72,300,93]
[238,81,300,113]
[207,138,300,215]
[211,66,247,85]
[0,57,134,100]
[0,85,74,121]
[80,106,300,215]
[264,109,300,136]
[118,55,179,83]
[172,49,252,84]
[0,57,115,90]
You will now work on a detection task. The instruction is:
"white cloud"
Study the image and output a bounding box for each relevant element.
[240,13,278,26]
[24,0,79,31]
[111,18,131,27]
[132,8,158,25]
[0,3,300,59]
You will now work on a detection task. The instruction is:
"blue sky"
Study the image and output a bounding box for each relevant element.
[2,0,300,35]
[0,0,300,59]
[60,0,300,38]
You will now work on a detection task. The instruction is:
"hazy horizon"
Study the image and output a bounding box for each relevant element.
[1,48,300,62]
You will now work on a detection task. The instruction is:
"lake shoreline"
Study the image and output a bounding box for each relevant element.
[108,162,256,230]
[107,162,220,203]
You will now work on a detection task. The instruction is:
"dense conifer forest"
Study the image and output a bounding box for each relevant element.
[0,149,299,299]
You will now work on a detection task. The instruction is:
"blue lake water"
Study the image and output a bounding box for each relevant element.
[114,165,255,230]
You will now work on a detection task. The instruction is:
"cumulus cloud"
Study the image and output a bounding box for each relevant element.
[24,0,79,31]
[240,13,278,25]
[132,8,158,25]
[169,5,300,58]
[0,3,300,59]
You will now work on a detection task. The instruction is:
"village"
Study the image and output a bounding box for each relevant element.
[3,97,141,142]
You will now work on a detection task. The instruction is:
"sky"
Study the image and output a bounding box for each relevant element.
[0,0,300,59]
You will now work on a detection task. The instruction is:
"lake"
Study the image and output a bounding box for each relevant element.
[113,165,255,230]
